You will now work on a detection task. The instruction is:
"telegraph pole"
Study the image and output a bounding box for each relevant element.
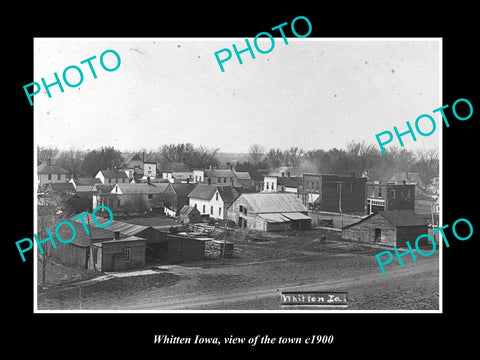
[337,182,344,228]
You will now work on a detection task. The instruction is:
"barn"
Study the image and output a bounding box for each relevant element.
[341,210,429,247]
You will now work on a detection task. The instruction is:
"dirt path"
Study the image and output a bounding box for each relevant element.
[124,259,439,310]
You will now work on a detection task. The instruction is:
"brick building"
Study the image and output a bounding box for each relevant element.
[366,181,415,214]
[299,174,367,215]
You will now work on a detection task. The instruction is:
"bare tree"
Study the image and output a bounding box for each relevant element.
[37,192,64,287]
[37,146,59,165]
[248,144,265,166]
[265,148,284,170]
[56,148,85,179]
[285,146,304,168]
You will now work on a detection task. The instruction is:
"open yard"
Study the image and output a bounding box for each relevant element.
[37,227,439,311]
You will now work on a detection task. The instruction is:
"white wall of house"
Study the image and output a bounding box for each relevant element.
[38,173,67,186]
[95,171,128,185]
[189,190,226,220]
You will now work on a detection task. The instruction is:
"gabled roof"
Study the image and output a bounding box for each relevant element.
[72,177,102,186]
[172,183,195,197]
[342,210,428,229]
[237,193,307,213]
[188,184,238,202]
[234,171,252,180]
[38,163,69,175]
[162,162,191,172]
[112,183,171,195]
[93,184,116,194]
[124,153,143,164]
[97,170,129,179]
[188,183,217,200]
[44,182,76,192]
[180,204,201,216]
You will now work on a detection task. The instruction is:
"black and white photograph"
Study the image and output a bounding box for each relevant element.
[33,38,441,312]
[8,6,478,356]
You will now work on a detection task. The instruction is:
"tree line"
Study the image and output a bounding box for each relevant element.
[37,144,220,178]
[243,141,439,185]
[38,140,438,185]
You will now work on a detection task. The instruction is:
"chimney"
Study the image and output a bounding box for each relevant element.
[402,180,406,185]
[142,152,145,162]
[114,231,120,240]
[147,176,150,185]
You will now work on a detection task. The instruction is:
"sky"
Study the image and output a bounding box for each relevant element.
[34,38,441,154]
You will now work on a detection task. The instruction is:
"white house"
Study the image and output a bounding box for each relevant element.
[188,184,239,220]
[37,163,69,187]
[95,170,130,185]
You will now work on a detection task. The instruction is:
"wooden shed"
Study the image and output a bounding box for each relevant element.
[93,236,146,272]
[179,204,202,223]
[341,210,429,247]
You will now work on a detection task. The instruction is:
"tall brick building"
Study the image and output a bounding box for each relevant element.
[299,174,367,215]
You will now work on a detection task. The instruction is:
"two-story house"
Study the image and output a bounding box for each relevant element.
[37,163,69,187]
[188,184,239,220]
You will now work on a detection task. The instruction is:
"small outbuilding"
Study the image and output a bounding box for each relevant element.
[179,204,202,223]
[341,210,429,247]
[93,235,146,272]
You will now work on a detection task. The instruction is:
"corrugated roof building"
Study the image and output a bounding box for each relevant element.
[227,193,311,231]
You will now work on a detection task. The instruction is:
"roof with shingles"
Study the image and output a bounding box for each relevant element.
[38,163,69,175]
[188,184,238,202]
[172,183,194,197]
[93,184,116,194]
[237,193,307,213]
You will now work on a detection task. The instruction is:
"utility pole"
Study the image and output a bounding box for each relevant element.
[221,220,227,265]
[337,182,344,228]
[86,213,96,272]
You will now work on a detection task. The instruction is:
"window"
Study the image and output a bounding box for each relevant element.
[390,190,395,198]
[378,189,382,197]
[316,182,319,190]
[218,177,221,182]
[266,182,269,190]
[244,208,247,215]
[202,205,206,213]
[108,178,112,184]
[48,174,52,180]
[124,248,131,262]
[210,206,213,215]
[374,228,381,243]
[219,207,222,216]
[117,199,121,206]
[239,205,244,212]
[223,177,226,183]
[216,192,219,201]
[57,174,61,180]
[148,194,153,199]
